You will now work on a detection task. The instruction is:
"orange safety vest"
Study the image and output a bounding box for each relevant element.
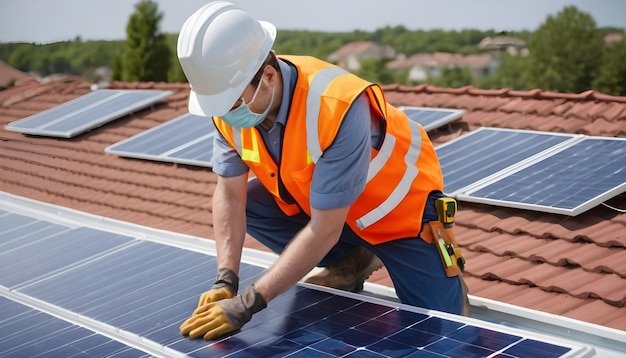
[213,55,444,245]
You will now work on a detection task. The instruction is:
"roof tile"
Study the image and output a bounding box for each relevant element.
[582,117,626,136]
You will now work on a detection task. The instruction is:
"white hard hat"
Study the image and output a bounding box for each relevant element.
[177,1,276,117]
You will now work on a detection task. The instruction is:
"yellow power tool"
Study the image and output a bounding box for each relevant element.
[434,197,465,271]
[435,197,457,228]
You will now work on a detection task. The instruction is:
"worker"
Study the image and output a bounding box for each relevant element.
[176,1,469,340]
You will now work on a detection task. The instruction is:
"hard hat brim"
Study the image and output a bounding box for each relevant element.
[188,20,276,117]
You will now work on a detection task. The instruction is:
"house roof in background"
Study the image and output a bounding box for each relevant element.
[387,52,494,69]
[478,36,527,49]
[1,77,625,334]
[604,32,625,44]
[327,41,397,62]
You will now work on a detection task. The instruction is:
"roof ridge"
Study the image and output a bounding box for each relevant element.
[381,84,626,104]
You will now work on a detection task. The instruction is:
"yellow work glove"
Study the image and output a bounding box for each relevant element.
[179,285,267,340]
[192,267,239,314]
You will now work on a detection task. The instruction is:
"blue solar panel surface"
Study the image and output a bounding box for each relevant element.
[0,297,149,358]
[460,137,626,216]
[435,127,578,195]
[0,207,592,357]
[4,89,172,138]
[105,113,216,167]
[399,106,465,132]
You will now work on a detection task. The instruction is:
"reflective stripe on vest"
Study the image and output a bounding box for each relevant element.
[303,67,425,230]
[356,119,423,230]
[232,127,261,163]
[232,128,242,156]
[306,67,349,163]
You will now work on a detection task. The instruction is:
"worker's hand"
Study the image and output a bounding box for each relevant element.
[179,286,267,340]
[193,267,239,314]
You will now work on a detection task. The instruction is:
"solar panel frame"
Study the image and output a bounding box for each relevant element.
[398,106,466,131]
[0,203,596,358]
[105,113,216,167]
[435,127,582,195]
[4,89,172,138]
[458,136,626,216]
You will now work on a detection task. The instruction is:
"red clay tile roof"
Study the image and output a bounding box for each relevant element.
[0,60,38,88]
[1,77,625,332]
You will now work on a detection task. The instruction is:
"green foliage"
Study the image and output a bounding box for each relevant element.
[593,40,626,95]
[474,53,530,90]
[1,5,624,96]
[116,0,170,82]
[433,67,473,88]
[165,34,187,82]
[381,28,500,56]
[273,30,354,59]
[6,44,33,72]
[354,58,395,84]
[272,27,498,61]
[4,40,120,81]
[527,6,604,93]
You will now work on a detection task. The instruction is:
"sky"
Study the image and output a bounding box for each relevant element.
[0,0,625,44]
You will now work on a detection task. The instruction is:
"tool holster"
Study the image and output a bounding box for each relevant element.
[420,221,466,278]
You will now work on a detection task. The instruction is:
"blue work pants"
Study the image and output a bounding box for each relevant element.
[245,179,464,315]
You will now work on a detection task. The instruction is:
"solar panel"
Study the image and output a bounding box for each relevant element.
[0,297,149,357]
[4,89,172,138]
[435,127,580,195]
[398,106,465,131]
[0,205,595,357]
[458,136,626,216]
[105,113,216,167]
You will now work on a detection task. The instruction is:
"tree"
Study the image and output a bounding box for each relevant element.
[6,44,33,72]
[116,0,170,82]
[526,6,603,94]
[433,67,473,88]
[474,53,530,90]
[355,58,395,85]
[593,39,626,96]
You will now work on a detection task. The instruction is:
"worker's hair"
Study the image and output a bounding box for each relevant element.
[250,52,279,87]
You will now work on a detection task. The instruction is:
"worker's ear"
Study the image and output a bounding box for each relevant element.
[262,51,278,83]
[262,63,276,83]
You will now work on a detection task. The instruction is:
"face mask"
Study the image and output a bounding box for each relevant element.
[222,81,274,129]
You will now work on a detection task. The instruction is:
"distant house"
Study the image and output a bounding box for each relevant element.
[604,32,625,45]
[386,52,499,83]
[93,66,113,83]
[478,35,528,57]
[327,41,397,71]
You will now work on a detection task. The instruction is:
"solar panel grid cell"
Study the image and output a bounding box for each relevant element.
[105,113,217,167]
[0,210,592,357]
[4,89,172,138]
[111,114,209,154]
[461,136,626,215]
[399,107,465,132]
[6,90,116,130]
[0,216,69,252]
[435,127,577,195]
[0,225,133,289]
[0,297,148,358]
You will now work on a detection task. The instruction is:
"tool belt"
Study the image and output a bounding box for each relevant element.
[420,221,465,277]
